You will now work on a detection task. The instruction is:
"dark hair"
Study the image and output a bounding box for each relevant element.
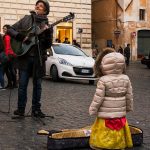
[3,24,11,29]
[94,47,115,77]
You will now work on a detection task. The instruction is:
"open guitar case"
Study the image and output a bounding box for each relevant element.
[37,125,143,150]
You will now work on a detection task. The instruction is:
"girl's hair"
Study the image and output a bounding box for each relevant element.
[94,47,115,77]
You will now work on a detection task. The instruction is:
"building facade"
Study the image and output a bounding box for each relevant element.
[92,0,150,60]
[0,0,92,55]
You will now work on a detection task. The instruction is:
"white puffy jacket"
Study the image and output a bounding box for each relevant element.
[89,52,133,118]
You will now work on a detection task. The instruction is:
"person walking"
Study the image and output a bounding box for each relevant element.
[3,24,17,89]
[7,0,53,118]
[89,48,133,150]
[124,44,131,66]
[92,44,99,59]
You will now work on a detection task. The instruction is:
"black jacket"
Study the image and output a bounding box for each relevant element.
[124,46,130,57]
[0,34,4,53]
[8,14,53,78]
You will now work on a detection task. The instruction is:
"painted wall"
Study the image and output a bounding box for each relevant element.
[92,0,117,50]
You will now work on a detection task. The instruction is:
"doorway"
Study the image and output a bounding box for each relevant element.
[138,30,150,58]
[56,22,73,43]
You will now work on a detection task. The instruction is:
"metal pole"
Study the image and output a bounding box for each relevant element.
[80,33,82,48]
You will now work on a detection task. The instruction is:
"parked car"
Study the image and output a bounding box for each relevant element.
[141,55,150,68]
[45,43,97,84]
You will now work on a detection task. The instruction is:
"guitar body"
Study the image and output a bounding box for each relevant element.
[11,28,36,56]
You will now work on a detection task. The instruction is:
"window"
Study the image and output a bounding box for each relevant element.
[107,40,112,47]
[56,22,73,43]
[139,9,145,21]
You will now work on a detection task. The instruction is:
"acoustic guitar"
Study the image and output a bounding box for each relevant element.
[10,12,75,56]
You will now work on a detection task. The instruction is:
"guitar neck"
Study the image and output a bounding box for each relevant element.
[49,19,64,28]
[48,13,74,28]
[40,13,74,33]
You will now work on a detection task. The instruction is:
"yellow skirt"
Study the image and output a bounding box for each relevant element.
[89,118,133,149]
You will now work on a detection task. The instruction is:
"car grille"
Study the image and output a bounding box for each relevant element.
[73,67,93,75]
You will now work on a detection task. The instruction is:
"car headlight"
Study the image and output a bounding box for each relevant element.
[58,58,73,66]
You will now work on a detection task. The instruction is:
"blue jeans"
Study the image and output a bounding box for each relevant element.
[18,57,42,111]
[0,64,4,88]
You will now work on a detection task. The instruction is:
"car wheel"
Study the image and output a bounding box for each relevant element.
[89,80,94,85]
[50,65,59,81]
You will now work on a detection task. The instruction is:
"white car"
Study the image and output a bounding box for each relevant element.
[45,43,96,84]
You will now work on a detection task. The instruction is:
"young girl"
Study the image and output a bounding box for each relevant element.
[89,48,133,150]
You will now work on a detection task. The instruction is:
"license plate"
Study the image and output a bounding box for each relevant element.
[81,69,90,73]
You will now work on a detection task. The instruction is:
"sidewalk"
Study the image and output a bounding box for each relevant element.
[0,61,149,150]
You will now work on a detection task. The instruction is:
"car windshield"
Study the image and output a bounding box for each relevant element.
[52,44,87,56]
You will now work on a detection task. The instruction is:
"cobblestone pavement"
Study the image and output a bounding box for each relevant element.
[0,61,150,150]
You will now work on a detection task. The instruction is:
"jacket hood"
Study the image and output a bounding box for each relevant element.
[101,52,125,75]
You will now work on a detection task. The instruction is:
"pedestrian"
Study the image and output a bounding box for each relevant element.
[72,39,80,48]
[0,34,5,89]
[111,44,115,50]
[63,37,70,44]
[92,44,99,59]
[124,44,131,66]
[55,38,61,43]
[7,0,53,118]
[89,48,133,150]
[118,46,123,54]
[3,24,17,89]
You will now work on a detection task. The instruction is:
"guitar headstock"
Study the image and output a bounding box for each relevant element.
[49,13,75,28]
[63,12,75,22]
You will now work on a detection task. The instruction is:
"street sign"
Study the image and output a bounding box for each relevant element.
[114,30,121,39]
[114,30,121,35]
[131,32,136,38]
[78,28,83,33]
